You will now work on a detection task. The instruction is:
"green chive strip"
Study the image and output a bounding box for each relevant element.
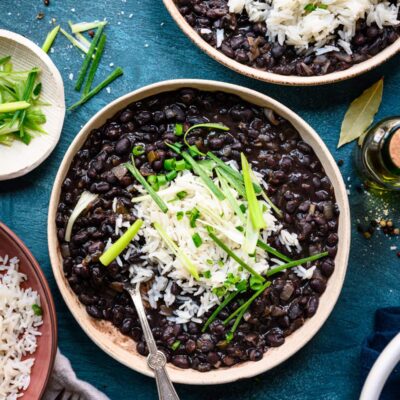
[208,232,265,282]
[68,21,92,48]
[124,160,168,213]
[257,239,292,263]
[70,20,107,34]
[60,28,89,54]
[202,290,240,333]
[83,33,106,95]
[0,101,30,113]
[42,25,60,53]
[68,67,123,111]
[241,153,266,230]
[153,222,199,280]
[180,152,225,201]
[224,281,271,326]
[266,251,328,277]
[75,23,105,91]
[99,219,143,266]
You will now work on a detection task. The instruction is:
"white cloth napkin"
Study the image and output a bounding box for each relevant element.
[42,349,110,400]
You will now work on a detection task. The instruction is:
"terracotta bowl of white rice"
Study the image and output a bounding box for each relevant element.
[163,0,400,86]
[0,222,57,399]
[48,79,350,384]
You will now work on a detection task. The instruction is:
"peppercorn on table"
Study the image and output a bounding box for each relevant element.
[0,1,399,399]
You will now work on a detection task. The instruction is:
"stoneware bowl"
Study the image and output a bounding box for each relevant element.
[0,29,65,181]
[0,222,57,399]
[162,0,400,86]
[48,79,351,384]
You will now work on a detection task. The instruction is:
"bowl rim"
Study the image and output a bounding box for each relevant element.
[0,222,58,398]
[48,79,351,384]
[162,0,400,86]
[0,29,66,181]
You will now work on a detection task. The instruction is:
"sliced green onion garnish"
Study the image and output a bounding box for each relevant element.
[157,174,167,186]
[164,158,176,170]
[70,20,107,34]
[0,101,30,113]
[166,170,177,182]
[208,231,265,282]
[147,175,157,185]
[32,304,43,316]
[224,281,271,326]
[132,145,145,156]
[202,290,239,333]
[153,221,199,280]
[192,232,202,248]
[189,207,200,228]
[175,159,186,171]
[180,151,225,201]
[176,211,184,220]
[60,28,89,54]
[83,33,106,95]
[99,219,143,266]
[257,239,292,262]
[125,160,168,213]
[241,153,266,230]
[266,251,328,277]
[174,123,183,136]
[65,191,98,241]
[176,191,187,200]
[171,340,181,351]
[75,23,106,91]
[68,21,92,48]
[42,25,60,53]
[68,67,124,111]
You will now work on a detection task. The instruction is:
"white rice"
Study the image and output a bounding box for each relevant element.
[227,0,399,54]
[0,255,43,399]
[126,170,302,324]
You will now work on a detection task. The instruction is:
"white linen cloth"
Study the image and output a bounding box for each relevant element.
[42,349,110,400]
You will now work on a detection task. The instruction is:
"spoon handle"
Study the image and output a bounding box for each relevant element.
[127,284,180,400]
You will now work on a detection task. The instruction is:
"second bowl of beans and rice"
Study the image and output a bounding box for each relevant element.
[48,79,350,384]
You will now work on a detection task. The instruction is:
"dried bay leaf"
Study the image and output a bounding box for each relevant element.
[337,78,384,148]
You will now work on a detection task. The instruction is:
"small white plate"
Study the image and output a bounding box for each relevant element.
[0,29,65,181]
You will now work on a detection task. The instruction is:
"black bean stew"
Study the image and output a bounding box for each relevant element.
[174,0,400,76]
[57,89,339,371]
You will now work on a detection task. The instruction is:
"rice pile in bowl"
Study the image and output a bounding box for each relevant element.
[0,255,43,399]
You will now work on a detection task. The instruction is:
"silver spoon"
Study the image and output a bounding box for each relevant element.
[125,282,180,400]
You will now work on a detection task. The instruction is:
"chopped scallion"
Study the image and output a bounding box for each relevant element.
[0,101,30,113]
[99,219,143,266]
[174,123,183,136]
[241,153,266,230]
[125,160,168,213]
[42,25,60,53]
[177,191,187,200]
[175,159,186,171]
[171,340,181,351]
[176,211,184,220]
[157,174,167,186]
[153,222,199,279]
[166,170,177,182]
[65,191,98,242]
[60,28,89,54]
[208,231,265,282]
[132,145,145,156]
[164,158,176,170]
[70,20,107,34]
[189,207,200,228]
[32,304,43,316]
[192,232,202,248]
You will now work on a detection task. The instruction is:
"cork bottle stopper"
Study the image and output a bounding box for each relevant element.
[389,128,400,169]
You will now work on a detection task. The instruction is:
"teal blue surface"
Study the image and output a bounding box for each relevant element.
[0,1,399,399]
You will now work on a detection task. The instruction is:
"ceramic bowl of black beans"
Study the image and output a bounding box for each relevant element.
[48,79,351,384]
[163,0,400,86]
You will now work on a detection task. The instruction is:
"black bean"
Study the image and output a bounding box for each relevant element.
[172,355,190,369]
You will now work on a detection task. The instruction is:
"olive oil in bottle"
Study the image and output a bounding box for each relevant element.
[354,117,400,191]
